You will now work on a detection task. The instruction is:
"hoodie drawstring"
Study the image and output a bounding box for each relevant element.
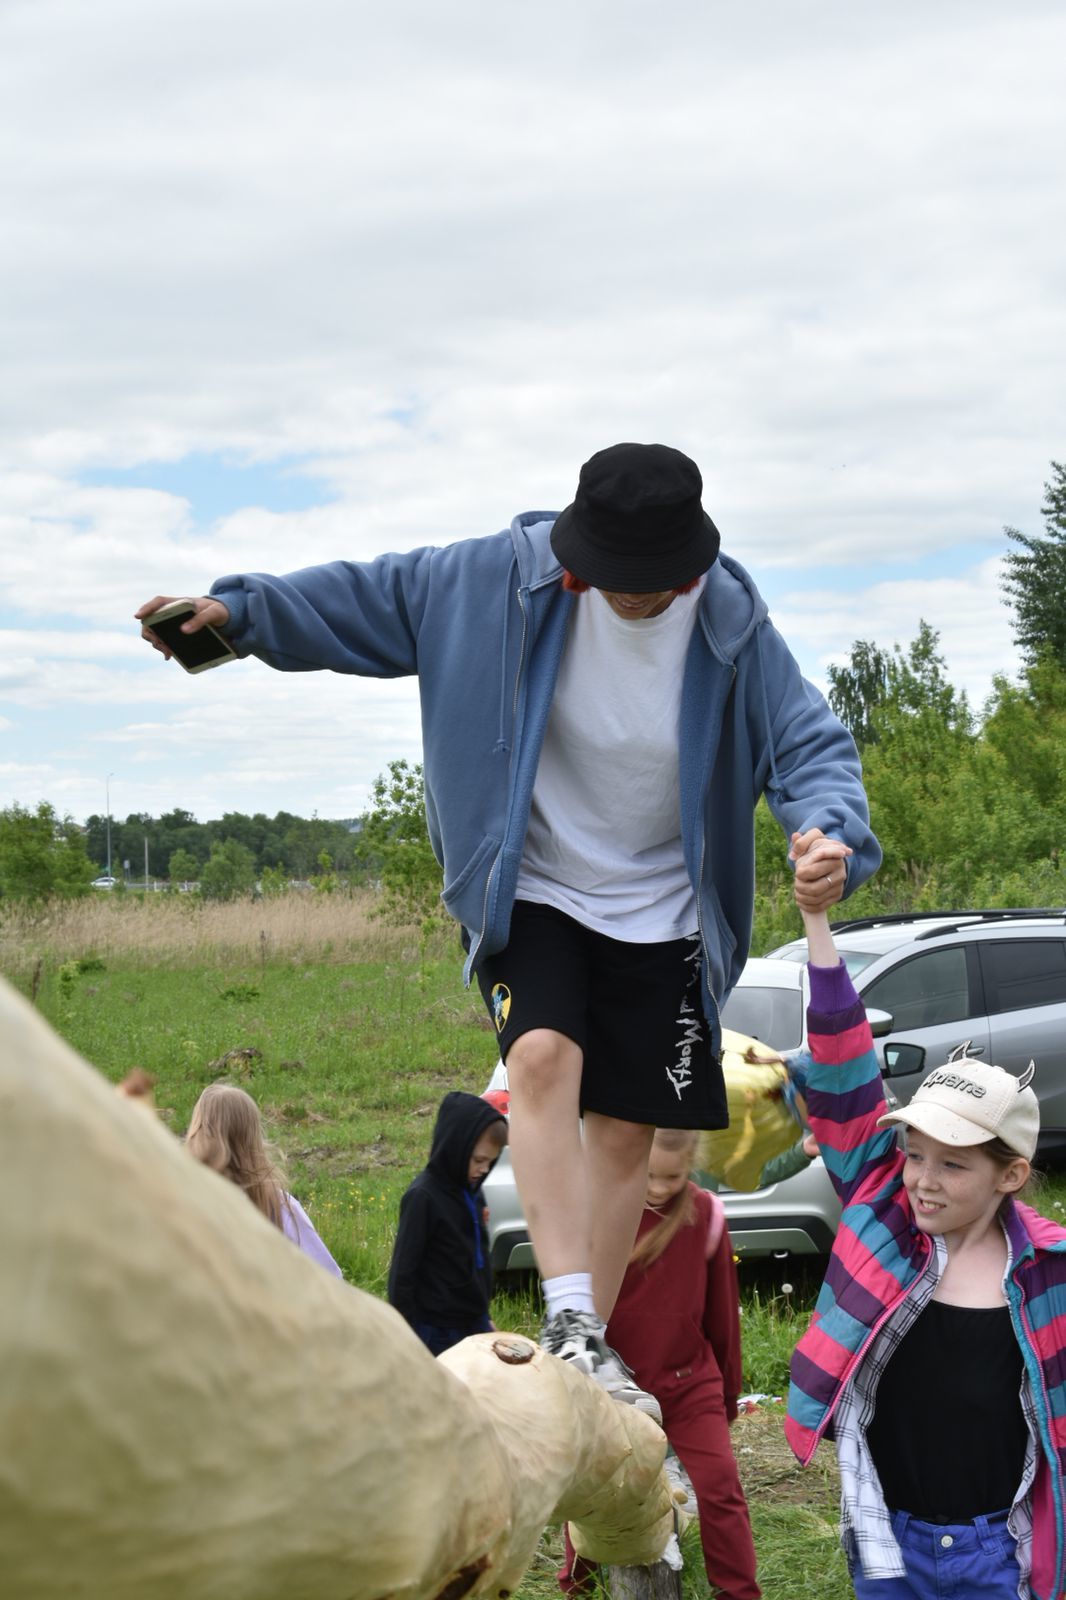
[494,555,517,754]
[755,629,783,795]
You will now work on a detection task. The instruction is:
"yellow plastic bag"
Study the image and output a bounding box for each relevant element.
[698,1029,803,1192]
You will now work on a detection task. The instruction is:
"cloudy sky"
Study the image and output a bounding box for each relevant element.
[2,0,1064,836]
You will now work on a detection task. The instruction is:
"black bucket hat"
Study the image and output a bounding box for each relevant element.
[550,442,721,591]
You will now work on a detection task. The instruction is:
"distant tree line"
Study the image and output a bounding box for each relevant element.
[80,808,363,885]
[0,806,371,905]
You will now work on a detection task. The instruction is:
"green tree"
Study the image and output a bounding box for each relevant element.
[1001,460,1066,669]
[278,814,322,877]
[168,847,201,886]
[311,849,339,894]
[0,803,94,901]
[198,838,257,901]
[827,638,892,749]
[858,623,975,891]
[357,760,447,965]
[973,658,1066,869]
[258,864,290,896]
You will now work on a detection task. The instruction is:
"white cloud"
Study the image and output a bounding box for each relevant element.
[775,557,1017,710]
[1,0,1063,820]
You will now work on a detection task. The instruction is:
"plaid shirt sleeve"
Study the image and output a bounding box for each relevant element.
[832,1239,942,1580]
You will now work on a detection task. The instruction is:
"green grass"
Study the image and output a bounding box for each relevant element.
[8,899,1066,1600]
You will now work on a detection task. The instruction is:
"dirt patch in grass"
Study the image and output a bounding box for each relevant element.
[734,1407,840,1510]
[346,1140,405,1173]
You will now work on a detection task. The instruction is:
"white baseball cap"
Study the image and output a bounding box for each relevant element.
[878,1044,1039,1161]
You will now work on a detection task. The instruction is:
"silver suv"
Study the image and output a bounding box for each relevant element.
[766,908,1066,1156]
[482,909,1066,1268]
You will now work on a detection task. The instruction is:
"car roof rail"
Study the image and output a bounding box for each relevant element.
[829,908,1066,938]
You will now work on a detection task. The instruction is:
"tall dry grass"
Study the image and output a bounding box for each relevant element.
[0,890,442,981]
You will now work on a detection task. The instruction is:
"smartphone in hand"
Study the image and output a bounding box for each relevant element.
[141,601,237,674]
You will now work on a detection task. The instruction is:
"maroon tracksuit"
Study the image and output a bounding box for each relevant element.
[559,1185,759,1599]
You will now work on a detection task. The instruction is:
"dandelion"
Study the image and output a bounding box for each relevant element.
[781,1282,794,1296]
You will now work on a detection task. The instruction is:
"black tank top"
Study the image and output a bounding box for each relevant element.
[866,1299,1027,1523]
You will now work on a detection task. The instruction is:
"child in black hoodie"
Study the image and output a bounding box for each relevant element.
[387,1091,509,1355]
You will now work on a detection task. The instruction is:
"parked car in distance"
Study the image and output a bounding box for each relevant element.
[483,909,1066,1269]
[91,875,117,890]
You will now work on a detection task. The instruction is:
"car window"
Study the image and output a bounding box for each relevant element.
[720,985,804,1051]
[765,943,878,979]
[834,947,881,978]
[862,946,971,1030]
[979,939,1066,1015]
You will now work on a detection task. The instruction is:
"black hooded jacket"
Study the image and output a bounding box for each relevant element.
[387,1091,507,1330]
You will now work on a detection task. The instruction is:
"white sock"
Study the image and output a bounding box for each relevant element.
[542,1272,597,1320]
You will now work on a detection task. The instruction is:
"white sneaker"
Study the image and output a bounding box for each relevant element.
[539,1309,663,1425]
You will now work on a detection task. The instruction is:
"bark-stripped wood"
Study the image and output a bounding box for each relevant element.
[0,978,681,1599]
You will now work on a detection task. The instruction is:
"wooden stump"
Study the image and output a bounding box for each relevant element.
[607,1562,683,1599]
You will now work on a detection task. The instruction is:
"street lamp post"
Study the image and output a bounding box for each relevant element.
[105,774,114,879]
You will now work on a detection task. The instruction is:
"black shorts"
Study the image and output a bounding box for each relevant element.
[474,900,727,1129]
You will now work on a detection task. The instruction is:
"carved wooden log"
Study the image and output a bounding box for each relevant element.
[605,1563,683,1599]
[0,978,680,1599]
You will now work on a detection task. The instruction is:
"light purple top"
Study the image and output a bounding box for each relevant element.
[281,1192,343,1278]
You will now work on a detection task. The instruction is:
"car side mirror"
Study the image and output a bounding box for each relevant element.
[866,1007,894,1039]
[882,1041,926,1078]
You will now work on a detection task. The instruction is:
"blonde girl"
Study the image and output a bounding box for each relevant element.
[560,1126,759,1599]
[185,1083,343,1278]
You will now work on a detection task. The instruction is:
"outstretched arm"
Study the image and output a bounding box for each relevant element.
[790,833,899,1208]
[135,547,440,677]
[755,624,882,899]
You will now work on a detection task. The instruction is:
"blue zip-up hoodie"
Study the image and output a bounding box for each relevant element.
[212,513,880,1046]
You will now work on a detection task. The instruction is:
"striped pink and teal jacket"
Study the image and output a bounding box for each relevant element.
[784,960,1066,1600]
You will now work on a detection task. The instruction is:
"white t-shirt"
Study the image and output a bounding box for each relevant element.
[516,582,703,942]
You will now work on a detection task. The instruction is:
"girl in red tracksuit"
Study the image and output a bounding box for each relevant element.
[559,1128,760,1599]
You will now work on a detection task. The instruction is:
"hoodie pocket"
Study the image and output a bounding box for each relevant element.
[442,835,502,924]
[702,888,737,1005]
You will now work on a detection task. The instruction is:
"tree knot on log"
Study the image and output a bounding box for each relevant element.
[491,1336,536,1365]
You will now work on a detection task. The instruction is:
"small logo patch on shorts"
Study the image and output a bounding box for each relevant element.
[490,983,511,1033]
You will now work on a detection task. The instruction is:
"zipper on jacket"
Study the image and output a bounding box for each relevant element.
[693,663,735,1048]
[464,579,529,982]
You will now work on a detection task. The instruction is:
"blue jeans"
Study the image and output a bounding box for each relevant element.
[851,1509,1018,1599]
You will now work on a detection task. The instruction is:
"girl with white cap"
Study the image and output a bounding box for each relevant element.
[784,837,1066,1600]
